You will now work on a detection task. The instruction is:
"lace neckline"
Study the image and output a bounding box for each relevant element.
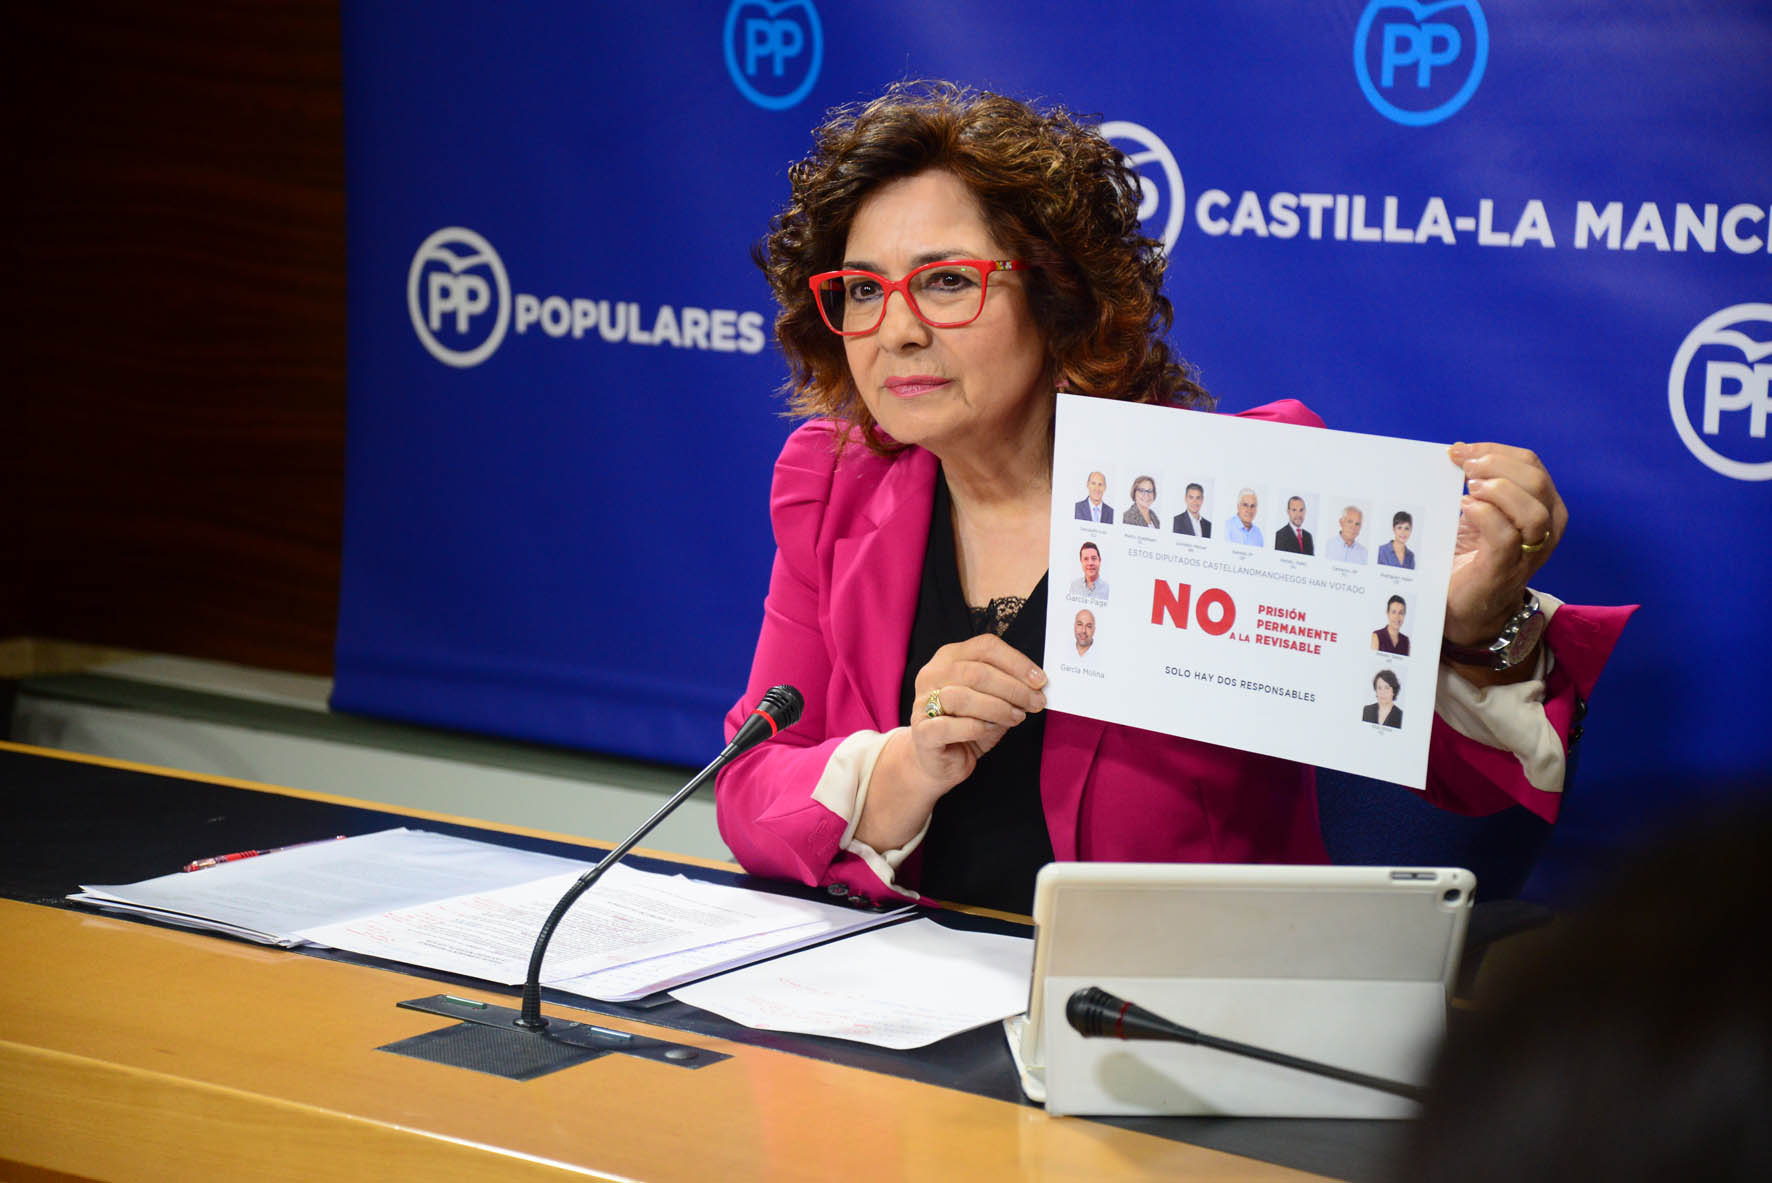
[969,595,1027,637]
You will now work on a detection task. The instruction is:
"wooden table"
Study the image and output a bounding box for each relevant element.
[0,743,1338,1181]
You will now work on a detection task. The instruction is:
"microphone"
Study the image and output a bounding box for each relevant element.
[1065,986,1427,1103]
[1066,985,1197,1042]
[511,685,802,1031]
[722,684,805,760]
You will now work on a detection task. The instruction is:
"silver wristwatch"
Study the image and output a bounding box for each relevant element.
[1441,591,1546,671]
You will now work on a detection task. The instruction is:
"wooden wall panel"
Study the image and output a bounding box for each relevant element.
[10,3,346,675]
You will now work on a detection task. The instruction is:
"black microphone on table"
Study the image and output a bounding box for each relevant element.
[512,684,804,1031]
[1065,986,1428,1103]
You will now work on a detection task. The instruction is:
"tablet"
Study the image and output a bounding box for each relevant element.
[1006,862,1474,1118]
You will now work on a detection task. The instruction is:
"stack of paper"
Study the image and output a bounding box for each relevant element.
[300,860,911,1000]
[72,829,908,1001]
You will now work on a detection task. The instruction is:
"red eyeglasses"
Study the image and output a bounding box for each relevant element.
[808,259,1029,336]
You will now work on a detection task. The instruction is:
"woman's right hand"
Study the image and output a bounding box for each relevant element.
[905,633,1047,787]
[854,634,1046,852]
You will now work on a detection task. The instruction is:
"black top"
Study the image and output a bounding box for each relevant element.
[897,471,1054,915]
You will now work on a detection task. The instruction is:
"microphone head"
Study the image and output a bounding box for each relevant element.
[725,685,806,759]
[758,684,804,730]
[1066,986,1121,1038]
[1066,987,1195,1043]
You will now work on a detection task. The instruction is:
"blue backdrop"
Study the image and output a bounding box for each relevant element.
[336,2,1770,869]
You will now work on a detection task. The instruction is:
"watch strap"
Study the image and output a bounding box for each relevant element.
[1441,592,1545,670]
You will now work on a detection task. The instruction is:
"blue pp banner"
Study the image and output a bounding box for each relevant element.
[336,3,1770,834]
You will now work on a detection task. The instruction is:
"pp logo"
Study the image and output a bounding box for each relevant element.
[407,227,511,368]
[724,0,823,111]
[1668,303,1772,481]
[1100,120,1184,256]
[1353,0,1489,126]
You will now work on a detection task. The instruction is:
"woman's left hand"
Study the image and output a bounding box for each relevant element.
[1444,442,1568,648]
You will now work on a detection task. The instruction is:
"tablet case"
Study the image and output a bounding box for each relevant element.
[1007,863,1473,1118]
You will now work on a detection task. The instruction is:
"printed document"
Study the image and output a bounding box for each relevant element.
[72,828,587,945]
[73,828,909,997]
[1046,395,1465,788]
[671,919,1034,1049]
[301,862,907,989]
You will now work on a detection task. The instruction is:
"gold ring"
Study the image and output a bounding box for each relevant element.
[1520,533,1550,554]
[925,689,944,719]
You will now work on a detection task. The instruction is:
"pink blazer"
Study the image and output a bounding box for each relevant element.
[717,405,1633,903]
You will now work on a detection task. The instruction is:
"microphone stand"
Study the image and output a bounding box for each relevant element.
[388,685,801,1079]
[513,683,802,1030]
[513,749,729,1030]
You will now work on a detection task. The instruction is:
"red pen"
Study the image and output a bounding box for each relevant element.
[182,835,347,872]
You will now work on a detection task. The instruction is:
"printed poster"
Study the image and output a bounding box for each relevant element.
[1044,395,1466,789]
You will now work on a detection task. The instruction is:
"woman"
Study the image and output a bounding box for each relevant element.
[1363,669,1404,728]
[716,81,1626,914]
[1124,476,1161,528]
[1379,510,1416,569]
[1372,595,1411,655]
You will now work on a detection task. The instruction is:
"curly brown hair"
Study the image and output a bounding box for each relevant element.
[756,80,1211,455]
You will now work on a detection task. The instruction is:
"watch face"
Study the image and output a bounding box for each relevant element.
[1442,595,1544,669]
[1503,610,1548,664]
